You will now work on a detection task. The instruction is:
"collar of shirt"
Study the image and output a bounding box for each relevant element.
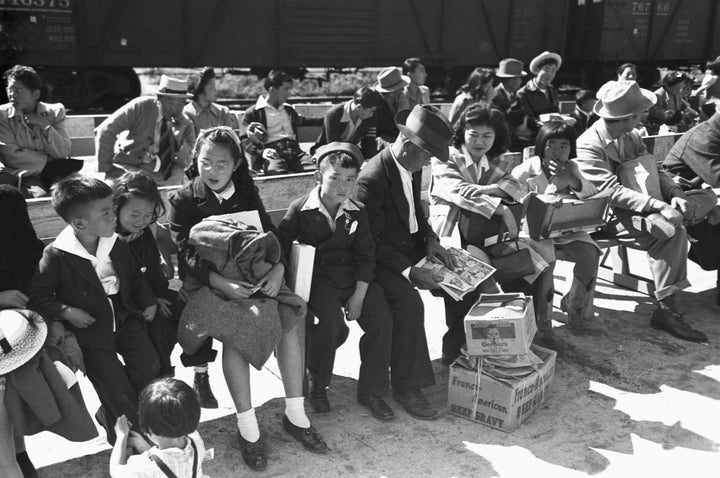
[256,95,290,111]
[461,145,489,177]
[497,83,513,99]
[301,185,359,231]
[188,100,220,118]
[7,101,50,120]
[211,180,236,203]
[596,119,618,149]
[53,226,120,295]
[575,106,590,119]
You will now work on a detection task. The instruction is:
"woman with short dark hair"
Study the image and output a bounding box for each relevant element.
[183,67,238,136]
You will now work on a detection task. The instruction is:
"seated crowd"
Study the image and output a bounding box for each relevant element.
[1,52,720,477]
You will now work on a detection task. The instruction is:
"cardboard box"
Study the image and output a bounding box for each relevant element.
[464,293,536,356]
[447,345,557,432]
[524,193,610,240]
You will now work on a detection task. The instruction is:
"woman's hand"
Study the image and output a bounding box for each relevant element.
[258,263,285,298]
[496,204,519,239]
[222,279,258,300]
[548,159,581,192]
[0,290,29,309]
[24,112,50,129]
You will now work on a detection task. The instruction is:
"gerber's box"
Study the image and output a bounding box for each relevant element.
[464,293,536,356]
[447,345,557,432]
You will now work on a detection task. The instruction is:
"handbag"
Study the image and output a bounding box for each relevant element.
[488,241,535,283]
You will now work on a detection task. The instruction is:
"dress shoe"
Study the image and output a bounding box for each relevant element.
[95,406,116,445]
[651,307,708,343]
[193,371,218,409]
[357,393,395,420]
[393,389,439,420]
[631,213,676,240]
[282,415,328,453]
[532,330,567,351]
[237,432,267,471]
[307,384,331,413]
[16,451,38,478]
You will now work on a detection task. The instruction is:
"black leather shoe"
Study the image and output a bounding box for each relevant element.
[308,384,331,413]
[194,371,218,409]
[651,307,708,343]
[393,389,439,420]
[282,415,328,453]
[95,406,116,445]
[357,393,395,420]
[237,432,267,471]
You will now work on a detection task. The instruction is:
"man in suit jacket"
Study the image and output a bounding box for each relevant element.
[576,81,715,343]
[491,58,528,151]
[95,75,196,185]
[353,105,455,420]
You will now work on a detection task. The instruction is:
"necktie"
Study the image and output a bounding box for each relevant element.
[158,119,176,179]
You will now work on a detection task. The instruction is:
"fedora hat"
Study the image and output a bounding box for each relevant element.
[396,105,453,162]
[529,51,562,75]
[496,58,527,78]
[375,67,410,93]
[315,141,364,166]
[0,309,47,376]
[156,75,193,99]
[594,81,656,119]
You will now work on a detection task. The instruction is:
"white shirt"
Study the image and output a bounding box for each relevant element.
[210,181,235,203]
[301,185,359,232]
[255,95,294,143]
[119,431,209,478]
[390,147,418,234]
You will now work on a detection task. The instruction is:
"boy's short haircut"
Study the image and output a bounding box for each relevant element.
[52,175,113,222]
[575,89,596,106]
[318,151,361,173]
[138,378,200,438]
[264,70,293,90]
[403,57,425,75]
[663,109,683,126]
[353,87,383,109]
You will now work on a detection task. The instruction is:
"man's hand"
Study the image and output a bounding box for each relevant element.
[0,290,29,309]
[426,236,456,269]
[156,298,172,319]
[62,307,96,328]
[258,263,284,298]
[409,266,443,290]
[142,304,157,322]
[670,196,697,223]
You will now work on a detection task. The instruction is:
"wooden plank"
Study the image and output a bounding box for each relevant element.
[69,137,95,157]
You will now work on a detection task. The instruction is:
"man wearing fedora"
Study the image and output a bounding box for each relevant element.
[517,51,562,142]
[95,75,196,185]
[353,104,461,420]
[374,66,411,143]
[491,58,529,151]
[575,81,716,343]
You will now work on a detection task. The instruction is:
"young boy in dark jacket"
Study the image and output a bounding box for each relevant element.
[30,175,159,443]
[277,142,395,420]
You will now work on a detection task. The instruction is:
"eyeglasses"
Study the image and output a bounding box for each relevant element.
[198,161,232,173]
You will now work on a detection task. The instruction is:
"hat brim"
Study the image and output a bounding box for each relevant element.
[0,310,47,376]
[495,69,527,78]
[315,141,364,166]
[396,117,450,163]
[375,75,411,93]
[593,89,657,119]
[156,91,193,99]
[529,52,562,75]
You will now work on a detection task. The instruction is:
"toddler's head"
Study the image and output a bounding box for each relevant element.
[112,172,165,236]
[139,378,200,440]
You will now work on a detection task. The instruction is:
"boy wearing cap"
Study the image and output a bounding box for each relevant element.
[277,142,394,420]
[374,66,411,142]
[575,81,716,343]
[240,70,321,175]
[96,75,196,185]
[353,105,461,421]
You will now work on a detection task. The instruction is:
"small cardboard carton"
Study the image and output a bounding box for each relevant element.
[523,193,611,240]
[447,345,557,433]
[464,293,536,356]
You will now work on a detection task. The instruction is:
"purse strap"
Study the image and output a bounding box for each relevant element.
[149,436,198,478]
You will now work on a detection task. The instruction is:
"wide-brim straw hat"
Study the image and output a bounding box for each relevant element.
[593,81,657,119]
[396,105,453,162]
[375,67,410,93]
[496,58,527,78]
[529,51,562,75]
[0,309,47,376]
[156,75,193,99]
[315,141,364,166]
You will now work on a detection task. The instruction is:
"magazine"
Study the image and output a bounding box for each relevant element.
[415,247,496,301]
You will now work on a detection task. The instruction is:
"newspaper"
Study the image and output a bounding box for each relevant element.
[415,247,496,301]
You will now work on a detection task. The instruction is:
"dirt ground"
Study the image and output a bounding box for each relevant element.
[26,260,720,477]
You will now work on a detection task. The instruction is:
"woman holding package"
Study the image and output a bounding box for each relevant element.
[511,121,600,332]
[430,102,559,358]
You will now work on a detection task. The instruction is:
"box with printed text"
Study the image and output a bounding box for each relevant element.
[464,293,536,356]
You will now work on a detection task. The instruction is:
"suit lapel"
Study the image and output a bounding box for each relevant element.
[62,252,107,295]
[381,151,411,230]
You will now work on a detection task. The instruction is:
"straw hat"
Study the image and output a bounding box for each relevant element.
[496,58,527,78]
[593,81,656,119]
[156,75,193,99]
[529,51,562,75]
[315,142,364,166]
[0,309,47,376]
[375,67,410,93]
[396,105,453,162]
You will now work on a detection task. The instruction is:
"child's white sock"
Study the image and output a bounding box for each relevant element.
[284,397,310,428]
[194,365,208,374]
[236,408,260,443]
